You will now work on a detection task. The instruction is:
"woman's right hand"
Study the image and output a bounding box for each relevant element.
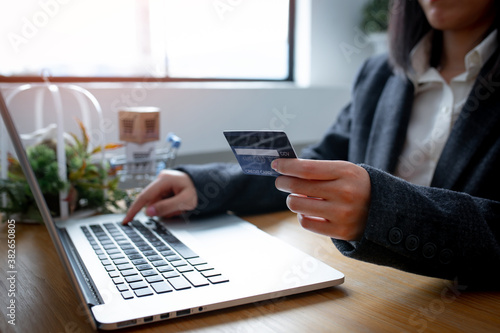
[122,170,198,224]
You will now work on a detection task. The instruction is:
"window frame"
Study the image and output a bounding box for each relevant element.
[0,0,295,84]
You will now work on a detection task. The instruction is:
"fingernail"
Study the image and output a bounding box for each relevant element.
[146,206,157,217]
[271,159,278,171]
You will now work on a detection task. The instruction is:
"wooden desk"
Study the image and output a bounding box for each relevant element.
[1,211,499,332]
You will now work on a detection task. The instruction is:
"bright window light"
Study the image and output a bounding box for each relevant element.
[0,0,292,80]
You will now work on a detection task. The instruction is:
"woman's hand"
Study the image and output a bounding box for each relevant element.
[273,159,371,241]
[122,170,198,224]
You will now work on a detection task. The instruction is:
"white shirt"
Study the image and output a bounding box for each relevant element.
[394,30,498,186]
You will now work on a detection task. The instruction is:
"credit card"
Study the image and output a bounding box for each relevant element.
[224,130,297,176]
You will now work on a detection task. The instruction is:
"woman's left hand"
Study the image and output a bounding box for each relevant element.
[273,159,371,241]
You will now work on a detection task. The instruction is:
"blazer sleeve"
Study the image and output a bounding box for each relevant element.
[334,165,500,289]
[177,162,288,216]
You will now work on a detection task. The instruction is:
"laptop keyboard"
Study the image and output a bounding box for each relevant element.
[80,219,229,300]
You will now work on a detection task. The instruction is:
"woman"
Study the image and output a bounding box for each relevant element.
[123,0,500,288]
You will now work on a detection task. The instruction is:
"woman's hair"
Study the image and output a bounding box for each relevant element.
[388,0,500,76]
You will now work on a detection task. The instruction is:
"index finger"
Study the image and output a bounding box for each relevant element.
[272,158,345,180]
[122,194,147,224]
[122,181,164,224]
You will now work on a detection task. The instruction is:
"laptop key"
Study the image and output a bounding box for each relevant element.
[162,271,180,279]
[113,258,129,265]
[183,271,209,287]
[151,281,173,294]
[141,270,158,277]
[177,266,194,273]
[146,275,164,284]
[188,257,207,266]
[121,291,134,299]
[209,275,229,284]
[167,276,191,290]
[117,284,129,292]
[117,263,134,271]
[112,277,125,285]
[109,253,125,260]
[157,265,174,273]
[195,264,214,271]
[102,244,117,250]
[171,260,187,268]
[136,264,153,271]
[165,255,181,262]
[120,244,135,250]
[151,260,168,267]
[201,270,221,278]
[138,246,153,252]
[101,259,112,266]
[160,250,176,257]
[125,275,143,283]
[129,281,148,290]
[156,246,171,252]
[121,269,138,277]
[147,255,163,262]
[134,287,154,297]
[128,254,143,260]
[109,271,120,278]
[131,258,148,265]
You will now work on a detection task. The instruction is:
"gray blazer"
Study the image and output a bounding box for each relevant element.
[180,54,500,288]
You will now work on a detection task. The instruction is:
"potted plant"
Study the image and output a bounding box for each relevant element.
[0,119,128,222]
[361,0,390,54]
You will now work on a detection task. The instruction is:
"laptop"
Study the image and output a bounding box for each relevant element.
[0,90,344,330]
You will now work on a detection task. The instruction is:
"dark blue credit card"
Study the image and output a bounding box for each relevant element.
[224,130,297,176]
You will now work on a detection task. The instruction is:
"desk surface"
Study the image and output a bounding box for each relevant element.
[1,211,499,332]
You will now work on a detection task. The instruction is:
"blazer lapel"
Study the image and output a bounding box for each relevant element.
[365,75,415,173]
[432,70,500,189]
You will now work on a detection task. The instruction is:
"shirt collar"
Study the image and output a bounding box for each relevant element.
[464,29,497,79]
[409,29,498,85]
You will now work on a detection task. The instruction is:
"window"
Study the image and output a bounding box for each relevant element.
[0,0,294,82]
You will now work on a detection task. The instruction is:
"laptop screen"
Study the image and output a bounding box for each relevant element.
[0,90,98,330]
